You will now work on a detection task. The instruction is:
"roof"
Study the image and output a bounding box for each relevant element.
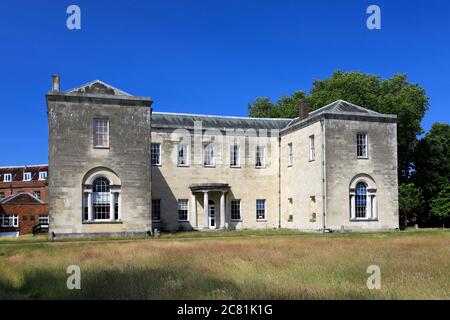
[285,100,384,128]
[152,112,292,130]
[152,100,394,131]
[0,192,45,205]
[0,165,48,185]
[65,80,132,96]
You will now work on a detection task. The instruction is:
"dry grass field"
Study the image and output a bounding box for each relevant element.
[0,229,449,299]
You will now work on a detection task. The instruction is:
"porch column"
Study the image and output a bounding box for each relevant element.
[367,192,372,220]
[87,192,93,221]
[109,192,115,221]
[220,191,226,229]
[350,193,356,220]
[191,193,197,228]
[203,191,209,229]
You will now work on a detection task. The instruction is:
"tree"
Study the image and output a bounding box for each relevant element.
[429,184,450,227]
[398,183,424,227]
[414,123,450,201]
[247,97,279,118]
[247,71,430,182]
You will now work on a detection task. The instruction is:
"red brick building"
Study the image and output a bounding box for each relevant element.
[0,193,48,235]
[0,165,48,236]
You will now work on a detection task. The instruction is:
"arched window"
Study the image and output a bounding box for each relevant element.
[93,177,111,220]
[355,182,367,218]
[350,175,377,221]
[82,169,121,223]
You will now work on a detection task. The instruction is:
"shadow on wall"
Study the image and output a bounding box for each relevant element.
[151,167,194,232]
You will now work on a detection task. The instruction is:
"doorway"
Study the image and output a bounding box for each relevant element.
[208,200,216,229]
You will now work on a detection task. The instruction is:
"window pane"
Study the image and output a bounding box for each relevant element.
[152,199,161,221]
[231,200,241,220]
[94,119,109,147]
[256,199,266,220]
[151,143,161,165]
[178,199,188,221]
[93,177,110,220]
[355,182,367,218]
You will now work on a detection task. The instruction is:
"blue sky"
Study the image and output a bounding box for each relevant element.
[0,0,449,166]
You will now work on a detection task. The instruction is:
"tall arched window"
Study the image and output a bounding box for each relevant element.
[349,175,377,221]
[355,182,367,218]
[82,169,122,223]
[93,177,111,220]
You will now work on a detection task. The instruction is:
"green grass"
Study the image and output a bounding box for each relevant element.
[0,229,449,299]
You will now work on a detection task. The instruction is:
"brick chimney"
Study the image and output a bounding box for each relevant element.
[299,100,309,120]
[52,74,60,92]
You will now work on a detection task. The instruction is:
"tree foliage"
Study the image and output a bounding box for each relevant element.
[398,183,424,225]
[430,185,450,224]
[414,123,450,204]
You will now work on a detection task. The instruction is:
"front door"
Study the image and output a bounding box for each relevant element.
[208,200,216,229]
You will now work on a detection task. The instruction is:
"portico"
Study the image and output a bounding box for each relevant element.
[189,183,229,230]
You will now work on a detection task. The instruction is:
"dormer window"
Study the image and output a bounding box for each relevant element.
[39,171,48,180]
[3,174,12,182]
[23,172,32,181]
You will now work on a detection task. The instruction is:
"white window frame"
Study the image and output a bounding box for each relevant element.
[23,172,32,181]
[177,143,189,167]
[93,118,110,148]
[39,171,48,181]
[177,199,189,222]
[256,199,266,221]
[3,173,12,182]
[255,146,266,168]
[0,214,19,227]
[230,145,240,168]
[309,135,315,161]
[204,144,215,167]
[357,133,368,159]
[151,143,161,166]
[288,143,293,166]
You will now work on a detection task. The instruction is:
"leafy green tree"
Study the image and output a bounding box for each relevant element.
[248,71,429,182]
[429,184,450,227]
[247,97,279,118]
[398,183,425,227]
[414,123,450,206]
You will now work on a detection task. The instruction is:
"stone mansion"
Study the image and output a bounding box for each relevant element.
[46,76,399,237]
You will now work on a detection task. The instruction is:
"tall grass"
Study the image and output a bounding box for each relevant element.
[0,230,449,299]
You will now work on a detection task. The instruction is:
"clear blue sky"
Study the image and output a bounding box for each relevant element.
[0,0,449,166]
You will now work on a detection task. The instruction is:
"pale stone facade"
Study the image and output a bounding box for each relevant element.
[47,78,399,237]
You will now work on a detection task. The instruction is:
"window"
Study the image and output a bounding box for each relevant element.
[94,119,109,148]
[178,199,189,221]
[256,199,266,220]
[34,191,41,200]
[288,143,293,166]
[39,171,48,180]
[0,192,4,199]
[152,199,161,221]
[151,143,161,166]
[23,172,32,181]
[230,145,240,167]
[309,135,315,161]
[92,177,110,220]
[357,133,368,158]
[0,214,18,227]
[39,215,49,225]
[231,200,241,220]
[178,144,189,166]
[355,182,367,218]
[204,144,215,167]
[3,173,12,182]
[256,146,265,168]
